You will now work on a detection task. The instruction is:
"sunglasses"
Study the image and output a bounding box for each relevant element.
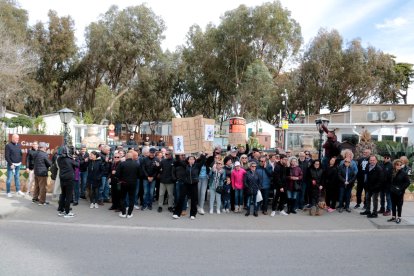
[241,157,247,159]
[251,165,257,168]
[114,156,120,159]
[344,161,350,163]
[165,153,170,156]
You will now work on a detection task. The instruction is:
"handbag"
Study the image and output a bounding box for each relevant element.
[215,185,224,194]
[390,185,403,195]
[256,190,263,203]
[294,180,302,191]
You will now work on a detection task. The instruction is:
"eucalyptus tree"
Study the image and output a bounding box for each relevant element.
[30,10,77,112]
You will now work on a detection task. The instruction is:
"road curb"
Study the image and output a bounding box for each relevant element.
[368,217,414,229]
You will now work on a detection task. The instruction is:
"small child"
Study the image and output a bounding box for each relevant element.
[222,177,231,212]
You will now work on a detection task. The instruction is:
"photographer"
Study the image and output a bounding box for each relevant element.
[57,146,78,218]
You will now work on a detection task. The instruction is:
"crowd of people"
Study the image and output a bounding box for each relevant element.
[3,134,412,223]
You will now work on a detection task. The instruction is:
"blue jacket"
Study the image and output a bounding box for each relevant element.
[256,164,273,189]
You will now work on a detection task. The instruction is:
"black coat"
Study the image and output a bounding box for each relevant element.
[87,159,104,187]
[141,156,160,178]
[172,158,186,182]
[26,149,38,170]
[116,159,140,185]
[366,164,384,192]
[380,161,393,190]
[324,165,339,189]
[244,170,262,194]
[357,157,370,184]
[159,158,174,184]
[308,167,324,190]
[34,151,52,176]
[390,169,410,195]
[57,156,77,182]
[78,152,89,172]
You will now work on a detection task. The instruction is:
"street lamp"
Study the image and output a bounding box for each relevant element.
[58,108,74,145]
[315,116,330,161]
[281,89,288,151]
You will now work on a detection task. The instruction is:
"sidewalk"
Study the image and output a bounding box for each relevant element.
[1,191,414,230]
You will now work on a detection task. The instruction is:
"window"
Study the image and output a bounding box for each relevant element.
[382,135,394,141]
[342,134,359,145]
[371,135,378,141]
[396,137,402,143]
[248,128,253,137]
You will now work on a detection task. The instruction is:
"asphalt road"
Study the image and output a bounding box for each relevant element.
[1,219,414,276]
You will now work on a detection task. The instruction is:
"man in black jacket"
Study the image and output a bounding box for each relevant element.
[116,152,141,218]
[99,145,111,204]
[5,134,24,197]
[158,150,174,212]
[141,147,160,210]
[360,155,383,218]
[25,141,38,195]
[33,142,52,205]
[355,149,371,209]
[57,146,77,217]
[379,154,393,216]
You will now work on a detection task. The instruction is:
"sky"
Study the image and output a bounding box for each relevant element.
[17,0,414,101]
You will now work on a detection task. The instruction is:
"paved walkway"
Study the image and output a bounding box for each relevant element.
[1,191,414,231]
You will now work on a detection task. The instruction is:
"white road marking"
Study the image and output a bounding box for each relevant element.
[3,219,413,234]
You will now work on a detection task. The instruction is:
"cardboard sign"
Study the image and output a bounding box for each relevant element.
[172,115,215,154]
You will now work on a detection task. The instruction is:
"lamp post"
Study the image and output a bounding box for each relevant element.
[0,105,6,148]
[315,116,330,161]
[281,89,288,151]
[58,108,75,145]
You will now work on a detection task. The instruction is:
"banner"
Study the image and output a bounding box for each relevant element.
[205,125,214,141]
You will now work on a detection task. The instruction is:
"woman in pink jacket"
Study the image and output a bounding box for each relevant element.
[231,161,246,213]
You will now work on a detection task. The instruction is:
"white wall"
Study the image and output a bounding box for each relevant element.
[246,120,276,149]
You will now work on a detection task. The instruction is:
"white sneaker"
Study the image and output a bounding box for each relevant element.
[63,212,75,218]
[17,191,25,196]
[235,206,239,213]
[226,209,230,213]
[190,216,195,220]
[217,209,221,214]
[7,193,12,198]
[94,203,99,209]
[209,209,213,214]
[271,211,276,217]
[172,214,179,219]
[280,210,288,216]
[199,208,205,215]
[127,214,133,219]
[119,213,127,218]
[134,205,140,210]
[90,203,94,209]
[58,211,65,217]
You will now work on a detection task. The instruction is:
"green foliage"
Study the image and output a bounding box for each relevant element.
[31,116,46,134]
[374,140,414,160]
[82,111,95,124]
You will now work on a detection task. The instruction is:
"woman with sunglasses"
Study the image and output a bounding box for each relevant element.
[244,162,262,217]
[208,161,226,214]
[337,158,357,213]
[388,159,411,224]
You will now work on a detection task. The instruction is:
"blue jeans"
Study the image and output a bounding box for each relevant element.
[99,176,109,200]
[296,181,307,209]
[134,179,140,206]
[246,193,258,212]
[380,190,392,211]
[260,188,270,212]
[235,189,243,206]
[80,171,88,197]
[338,186,353,209]
[143,179,156,208]
[287,190,298,199]
[175,180,187,210]
[73,179,80,202]
[198,177,208,209]
[6,164,21,193]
